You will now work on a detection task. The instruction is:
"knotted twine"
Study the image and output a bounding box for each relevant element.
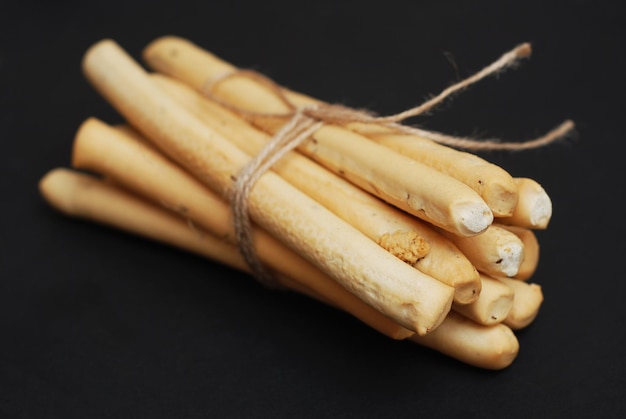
[202,42,575,288]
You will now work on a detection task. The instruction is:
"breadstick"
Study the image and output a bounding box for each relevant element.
[39,168,414,339]
[409,311,519,370]
[81,38,454,335]
[351,124,519,217]
[499,224,540,280]
[451,274,514,326]
[496,177,552,229]
[150,73,482,304]
[40,168,248,271]
[440,223,525,277]
[142,36,494,237]
[497,277,544,330]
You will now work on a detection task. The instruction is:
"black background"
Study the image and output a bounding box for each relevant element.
[2,1,625,418]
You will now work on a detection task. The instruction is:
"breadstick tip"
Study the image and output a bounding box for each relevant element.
[515,43,532,59]
[82,38,118,63]
[528,191,552,228]
[500,177,553,229]
[496,240,524,278]
[39,168,89,216]
[142,35,199,65]
[455,202,494,236]
[145,35,192,49]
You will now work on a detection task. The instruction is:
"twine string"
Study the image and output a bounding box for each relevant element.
[229,110,323,287]
[203,43,575,286]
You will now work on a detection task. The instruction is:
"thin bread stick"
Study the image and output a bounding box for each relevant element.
[39,168,414,339]
[81,38,454,335]
[40,168,249,272]
[497,277,544,330]
[441,223,525,278]
[451,274,514,326]
[409,311,519,370]
[142,36,494,237]
[349,124,519,217]
[496,177,552,229]
[90,120,429,330]
[151,73,482,304]
[499,224,540,280]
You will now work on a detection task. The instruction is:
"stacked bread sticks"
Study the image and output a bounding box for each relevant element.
[39,36,571,370]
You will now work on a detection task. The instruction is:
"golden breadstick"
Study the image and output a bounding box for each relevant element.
[142,36,494,237]
[496,177,552,229]
[497,277,544,330]
[81,39,454,335]
[500,224,540,280]
[451,274,514,326]
[151,73,482,304]
[409,311,519,370]
[39,168,415,339]
[39,168,248,271]
[441,223,525,277]
[352,124,519,216]
[73,118,421,335]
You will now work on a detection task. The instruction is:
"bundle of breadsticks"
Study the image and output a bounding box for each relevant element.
[39,36,573,370]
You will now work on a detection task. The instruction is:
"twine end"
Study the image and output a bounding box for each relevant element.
[555,119,576,138]
[515,43,533,59]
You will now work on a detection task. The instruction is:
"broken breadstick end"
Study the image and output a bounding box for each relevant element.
[498,277,544,330]
[455,201,494,236]
[377,230,429,265]
[497,177,552,229]
[495,238,524,277]
[452,274,514,326]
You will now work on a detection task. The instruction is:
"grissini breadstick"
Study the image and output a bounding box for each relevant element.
[39,168,414,339]
[142,36,495,237]
[151,73,482,304]
[40,168,248,272]
[81,39,454,335]
[409,311,519,370]
[496,177,552,229]
[75,118,420,335]
[497,277,544,330]
[499,224,540,280]
[349,123,519,217]
[451,274,514,326]
[440,223,525,278]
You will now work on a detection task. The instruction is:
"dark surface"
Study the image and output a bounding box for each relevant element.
[2,1,625,418]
